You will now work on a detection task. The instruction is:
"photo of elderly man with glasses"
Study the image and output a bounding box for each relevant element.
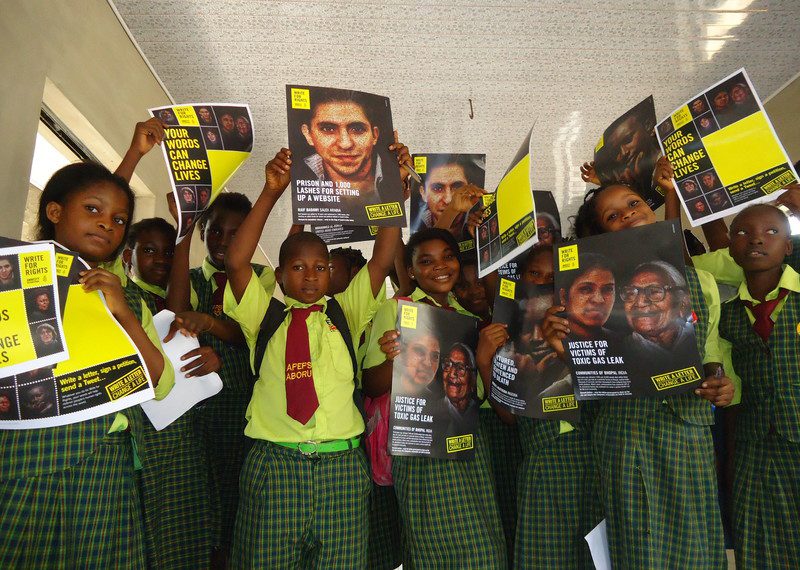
[438,342,480,442]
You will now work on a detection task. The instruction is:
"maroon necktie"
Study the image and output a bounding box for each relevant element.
[211,272,227,316]
[285,305,322,424]
[150,293,166,313]
[743,288,789,342]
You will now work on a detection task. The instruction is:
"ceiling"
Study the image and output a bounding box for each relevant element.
[113,0,800,263]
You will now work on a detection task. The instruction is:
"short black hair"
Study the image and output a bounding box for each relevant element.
[404,227,461,270]
[329,246,367,272]
[572,183,640,238]
[307,87,378,127]
[279,231,328,267]
[420,154,482,190]
[37,162,135,254]
[126,217,176,249]
[199,192,252,230]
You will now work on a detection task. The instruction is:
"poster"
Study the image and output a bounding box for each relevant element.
[553,221,704,400]
[286,85,406,227]
[476,128,538,277]
[497,191,562,280]
[490,278,579,420]
[0,242,69,377]
[657,69,798,226]
[389,300,479,460]
[149,103,254,242]
[593,95,663,210]
[313,224,377,245]
[409,153,486,254]
[0,257,155,428]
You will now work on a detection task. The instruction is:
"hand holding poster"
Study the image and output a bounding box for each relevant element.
[490,278,579,420]
[0,242,69,377]
[149,104,254,242]
[389,301,479,460]
[410,153,487,254]
[553,221,704,400]
[0,257,155,428]
[593,95,664,210]
[476,128,538,277]
[656,69,798,226]
[286,85,406,227]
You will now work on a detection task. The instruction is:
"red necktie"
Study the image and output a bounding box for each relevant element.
[211,272,227,317]
[743,288,789,342]
[285,305,322,424]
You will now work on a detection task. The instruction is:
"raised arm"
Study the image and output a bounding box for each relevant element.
[165,192,193,312]
[115,118,165,183]
[225,148,291,301]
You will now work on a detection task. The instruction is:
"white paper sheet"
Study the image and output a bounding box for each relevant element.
[585,518,611,570]
[141,310,223,430]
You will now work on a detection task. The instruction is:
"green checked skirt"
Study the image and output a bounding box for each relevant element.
[392,424,507,570]
[515,418,601,569]
[592,405,726,569]
[232,440,371,569]
[734,434,800,568]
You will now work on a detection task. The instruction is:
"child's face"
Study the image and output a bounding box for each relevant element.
[279,243,331,304]
[327,254,352,296]
[126,228,174,288]
[521,250,554,285]
[409,239,460,297]
[453,264,489,316]
[729,207,792,273]
[201,209,246,269]
[593,185,656,234]
[47,183,130,263]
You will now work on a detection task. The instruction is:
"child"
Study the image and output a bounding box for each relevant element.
[543,161,734,568]
[121,216,217,569]
[166,191,276,565]
[717,204,800,567]
[0,161,174,568]
[328,246,367,296]
[363,227,507,569]
[224,145,405,568]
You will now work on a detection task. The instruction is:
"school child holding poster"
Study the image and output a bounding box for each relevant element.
[715,204,800,567]
[0,161,174,568]
[543,157,734,568]
[363,227,507,569]
[222,142,405,568]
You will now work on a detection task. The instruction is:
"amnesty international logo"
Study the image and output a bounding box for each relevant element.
[446,434,474,453]
[651,366,701,391]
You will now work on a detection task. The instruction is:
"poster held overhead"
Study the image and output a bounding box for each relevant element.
[656,69,798,226]
[149,103,254,242]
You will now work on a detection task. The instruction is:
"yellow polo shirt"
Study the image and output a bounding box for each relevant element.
[223,264,382,442]
[190,258,275,310]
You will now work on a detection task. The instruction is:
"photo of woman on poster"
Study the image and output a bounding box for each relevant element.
[394,322,441,401]
[558,253,617,344]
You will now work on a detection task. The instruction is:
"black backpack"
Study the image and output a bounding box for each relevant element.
[253,297,367,423]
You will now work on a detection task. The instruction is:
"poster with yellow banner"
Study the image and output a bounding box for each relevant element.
[149,104,254,242]
[657,69,798,226]
[476,128,538,278]
[0,242,68,377]
[285,85,406,227]
[0,256,154,429]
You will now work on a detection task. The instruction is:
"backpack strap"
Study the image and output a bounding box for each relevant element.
[253,297,287,374]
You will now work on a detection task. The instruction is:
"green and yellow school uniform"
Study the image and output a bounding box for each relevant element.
[592,267,726,569]
[190,258,274,553]
[364,288,507,570]
[719,265,800,567]
[224,264,381,569]
[120,271,212,570]
[0,265,174,568]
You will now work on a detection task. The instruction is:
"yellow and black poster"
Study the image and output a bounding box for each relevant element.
[389,301,479,460]
[476,128,538,278]
[286,85,406,228]
[0,256,154,428]
[657,69,798,226]
[0,242,69,377]
[149,103,254,242]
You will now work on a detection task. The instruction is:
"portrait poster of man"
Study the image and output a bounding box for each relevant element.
[553,220,704,400]
[409,153,486,254]
[476,128,538,278]
[312,224,377,246]
[389,300,480,460]
[656,68,798,227]
[497,191,561,280]
[286,85,406,227]
[490,278,579,421]
[593,95,664,210]
[149,103,254,242]
[0,256,154,429]
[0,242,69,378]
